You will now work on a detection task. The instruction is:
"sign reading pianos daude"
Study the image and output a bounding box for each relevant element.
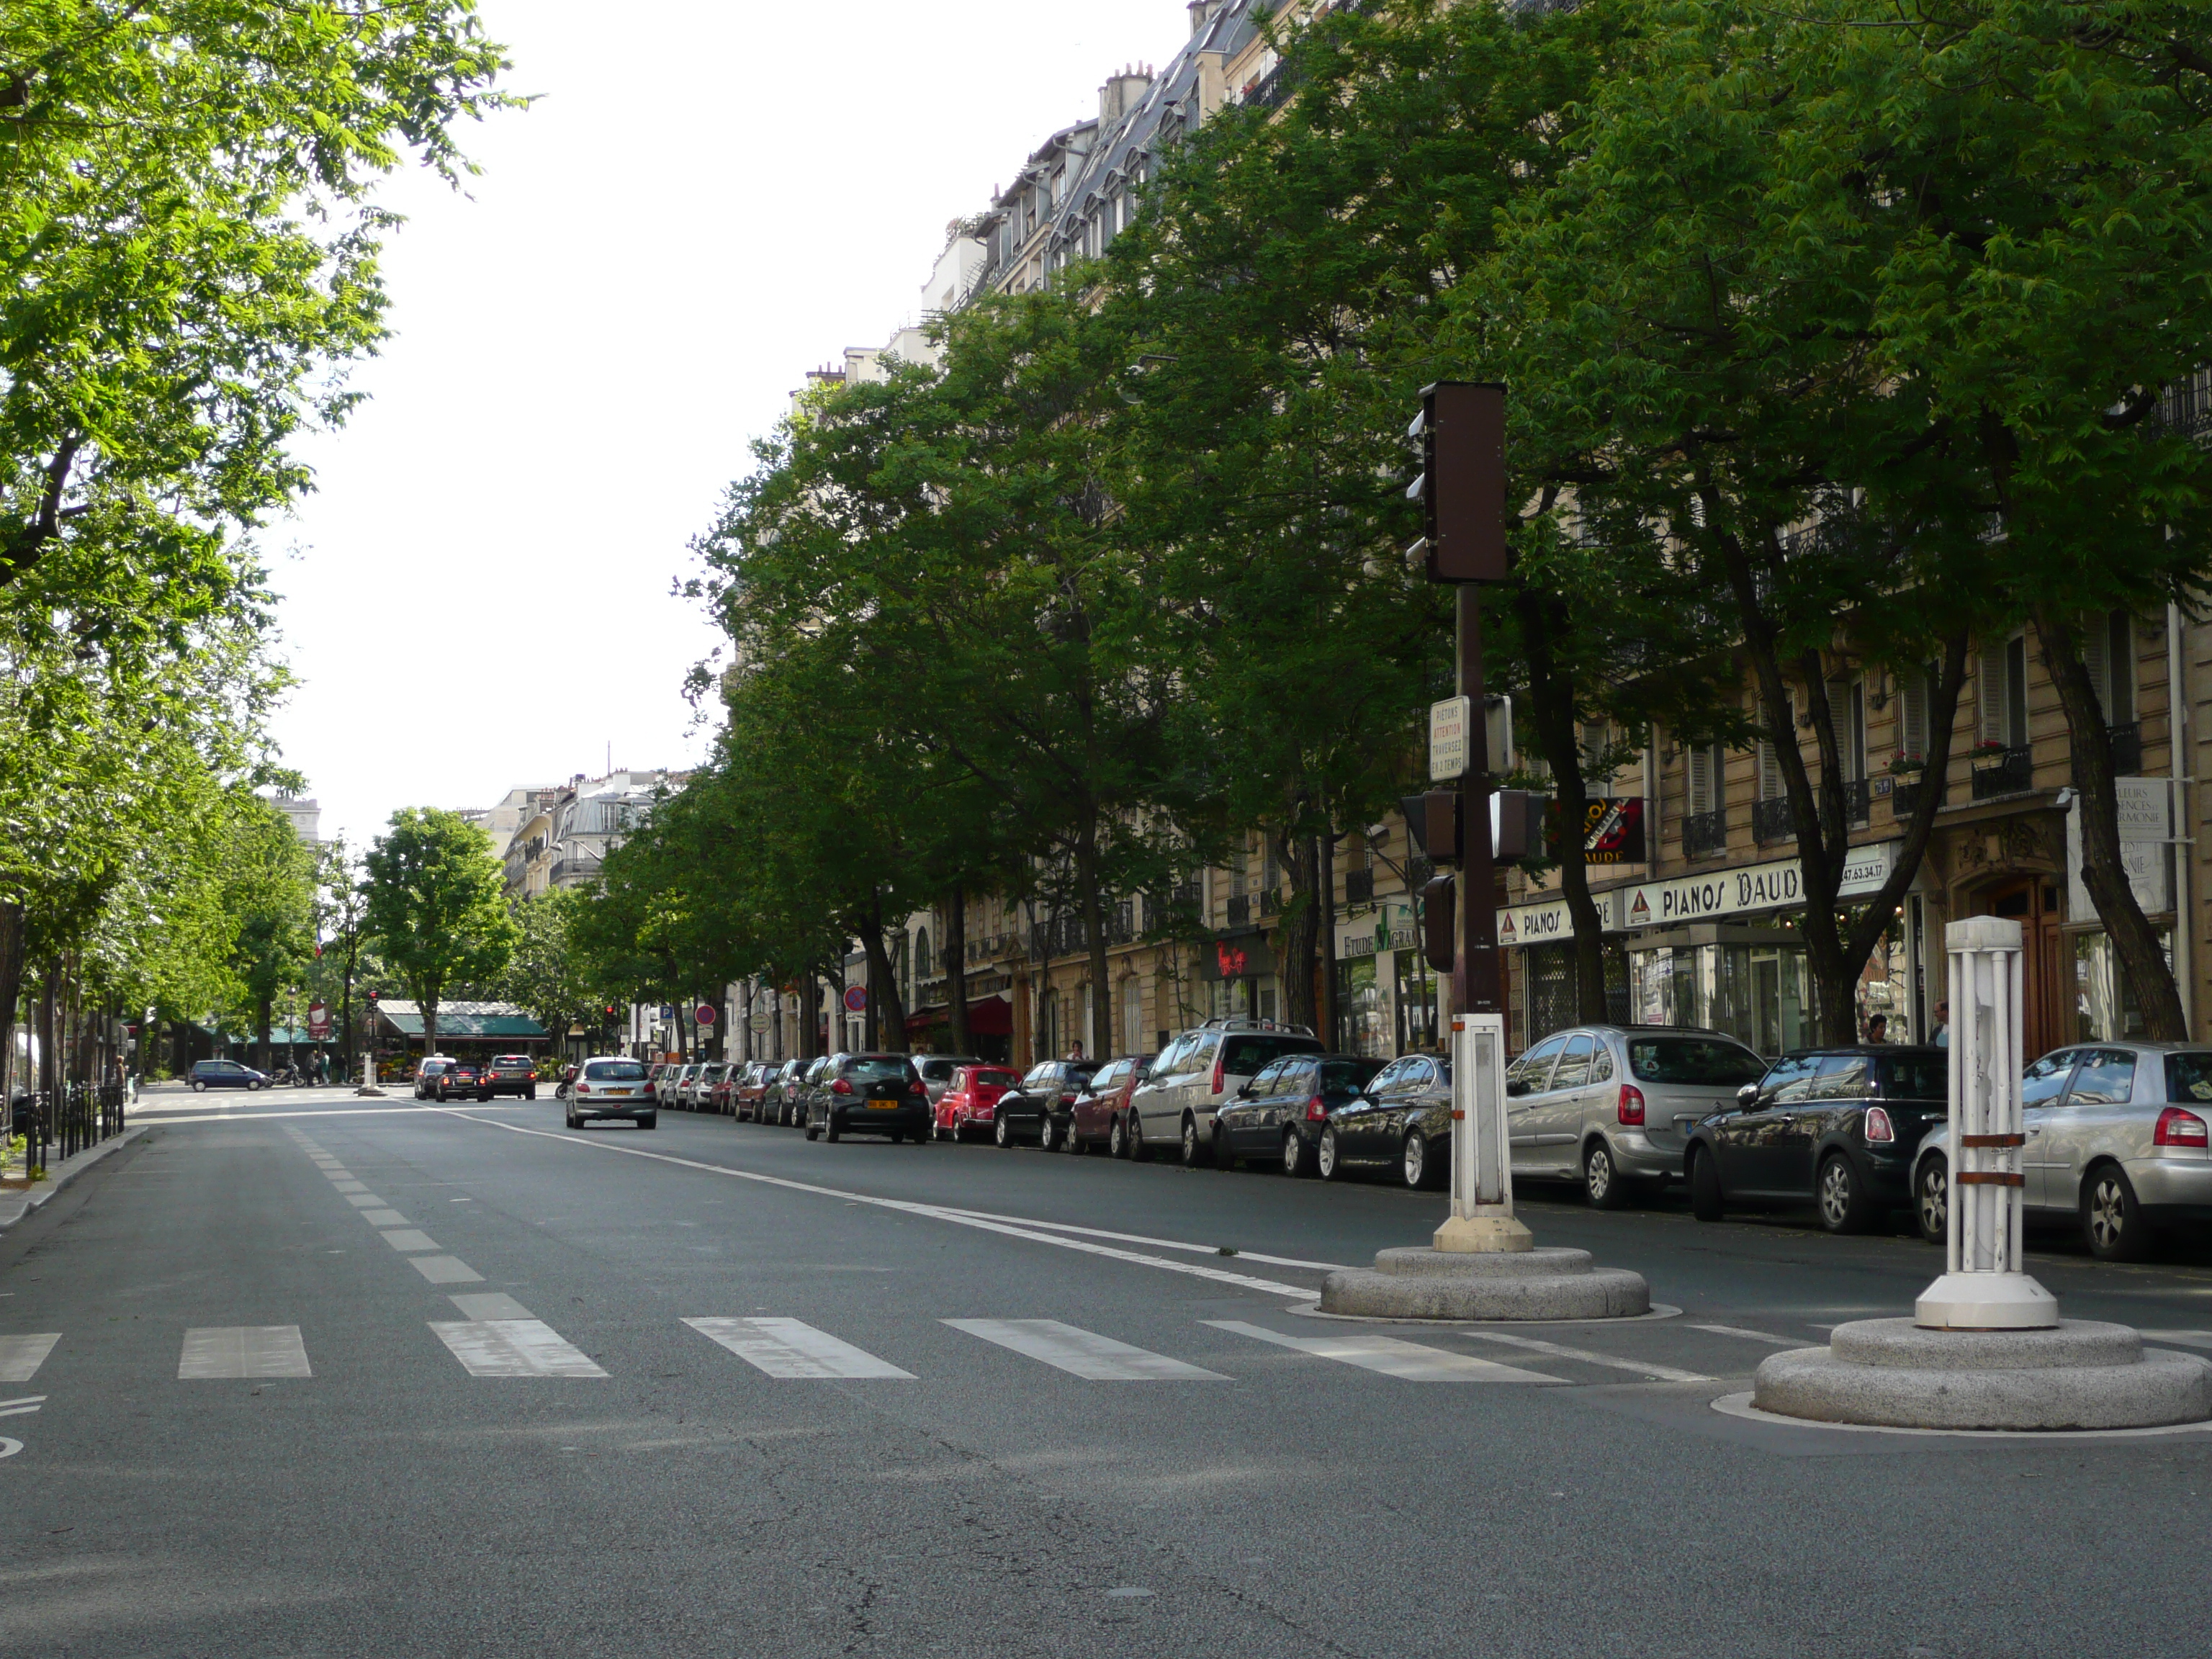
[1500,843,1896,942]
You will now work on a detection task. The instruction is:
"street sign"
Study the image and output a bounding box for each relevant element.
[750,1013,770,1033]
[1428,696,1472,782]
[842,984,868,1013]
[695,1003,716,1026]
[307,1001,330,1039]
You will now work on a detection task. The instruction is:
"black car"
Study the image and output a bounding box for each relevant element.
[804,1053,930,1143]
[189,1058,268,1092]
[994,1060,1101,1150]
[1309,1052,1453,1188]
[434,1061,484,1103]
[480,1054,538,1100]
[1686,1046,1948,1233]
[1213,1053,1388,1177]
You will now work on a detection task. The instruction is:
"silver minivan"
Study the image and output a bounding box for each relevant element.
[914,1054,982,1107]
[1130,1018,1323,1166]
[1913,1041,2212,1261]
[1505,1025,1769,1207]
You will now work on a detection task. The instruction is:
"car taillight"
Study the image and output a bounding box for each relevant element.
[1616,1084,1645,1126]
[1306,1094,1328,1123]
[576,1083,590,1094]
[1211,1056,1226,1095]
[1864,1105,1895,1143]
[832,1078,852,1094]
[2156,1107,2209,1148]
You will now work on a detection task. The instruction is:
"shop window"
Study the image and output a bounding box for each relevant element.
[1631,940,1809,1056]
[1395,953,1442,1053]
[1522,940,1629,1043]
[2074,928,2172,1041]
[1338,956,1389,1057]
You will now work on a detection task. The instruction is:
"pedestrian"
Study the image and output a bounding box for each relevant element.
[1864,1013,1889,1044]
[1932,999,1950,1048]
[1065,1040,1084,1061]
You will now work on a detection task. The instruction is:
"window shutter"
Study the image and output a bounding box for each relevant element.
[1758,698,1789,799]
[2106,610,2136,724]
[1897,670,1925,763]
[1977,647,2005,745]
[1826,680,1854,781]
[1687,744,1714,816]
[2079,612,2108,721]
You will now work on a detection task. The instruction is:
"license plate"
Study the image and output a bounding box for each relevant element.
[867,1100,898,1110]
[604,1088,632,1097]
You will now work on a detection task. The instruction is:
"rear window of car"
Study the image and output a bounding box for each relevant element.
[2167,1053,2212,1103]
[1626,1037,1768,1086]
[974,1069,1020,1089]
[847,1057,915,1082]
[493,1056,530,1067]
[1321,1058,1385,1093]
[1879,1053,1948,1100]
[584,1060,647,1081]
[1220,1035,1323,1076]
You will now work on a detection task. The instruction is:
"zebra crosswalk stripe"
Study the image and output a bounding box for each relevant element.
[944,1318,1229,1381]
[1203,1321,1560,1382]
[685,1317,914,1379]
[428,1318,607,1377]
[179,1326,313,1380]
[0,1334,60,1384]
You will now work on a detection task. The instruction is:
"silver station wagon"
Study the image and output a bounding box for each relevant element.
[1913,1041,2212,1261]
[1506,1025,1770,1207]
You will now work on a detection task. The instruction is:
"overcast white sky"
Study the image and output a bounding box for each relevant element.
[270,0,1184,848]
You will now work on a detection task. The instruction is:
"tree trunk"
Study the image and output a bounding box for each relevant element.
[37,966,55,1100]
[0,901,21,1130]
[2035,606,2188,1038]
[1274,825,1321,1033]
[1074,811,1111,1061]
[1318,830,1339,1049]
[423,997,441,1061]
[1514,588,1609,1021]
[943,885,971,1056]
[858,904,908,1051]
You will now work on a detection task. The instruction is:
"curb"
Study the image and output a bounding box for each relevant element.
[0,1124,150,1235]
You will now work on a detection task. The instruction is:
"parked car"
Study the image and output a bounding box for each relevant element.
[686,1061,729,1112]
[1069,1054,1156,1155]
[1506,1026,1771,1207]
[413,1056,458,1101]
[433,1061,484,1103]
[768,1058,811,1125]
[1129,1018,1326,1165]
[1686,1046,1948,1233]
[914,1054,983,1107]
[658,1063,696,1107]
[480,1054,538,1100]
[1912,1042,2212,1262]
[1213,1053,1388,1177]
[709,1062,747,1115]
[189,1058,269,1092]
[935,1064,1021,1142]
[565,1055,657,1129]
[803,1053,930,1143]
[992,1060,1101,1150]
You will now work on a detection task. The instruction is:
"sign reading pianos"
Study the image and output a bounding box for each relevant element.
[1498,842,1896,944]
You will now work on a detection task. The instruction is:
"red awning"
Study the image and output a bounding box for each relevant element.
[907,994,1014,1037]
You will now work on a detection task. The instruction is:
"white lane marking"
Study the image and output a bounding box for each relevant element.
[0,1334,60,1383]
[0,1394,45,1418]
[179,1326,313,1380]
[1457,1328,1712,1383]
[408,1255,484,1285]
[2142,1330,2212,1351]
[1691,1323,1804,1347]
[359,1209,409,1226]
[330,1180,368,1193]
[431,1110,1318,1298]
[1204,1321,1560,1382]
[132,1105,539,1123]
[685,1317,915,1379]
[930,1208,1351,1272]
[429,1319,607,1377]
[945,1319,1229,1381]
[379,1229,440,1252]
[449,1293,535,1321]
[344,1195,387,1209]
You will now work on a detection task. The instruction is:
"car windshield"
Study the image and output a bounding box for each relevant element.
[2167,1053,2212,1103]
[1220,1035,1322,1075]
[847,1058,914,1083]
[583,1060,647,1081]
[1626,1037,1768,1086]
[1880,1053,1948,1100]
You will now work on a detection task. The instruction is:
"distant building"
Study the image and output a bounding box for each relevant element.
[271,794,322,847]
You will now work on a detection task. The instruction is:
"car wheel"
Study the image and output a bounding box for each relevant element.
[1128,1113,1151,1163]
[1817,1151,1875,1234]
[526,1087,536,1101]
[1180,1115,1201,1167]
[889,1130,904,1145]
[804,1118,819,1141]
[1039,1115,1059,1154]
[1584,1141,1629,1210]
[994,1112,1013,1148]
[2083,1163,2154,1262]
[1282,1128,1310,1179]
[826,1116,842,1144]
[1065,1122,1086,1156]
[192,1080,206,1093]
[477,1091,491,1103]
[1107,1114,1128,1159]
[1689,1148,1724,1223]
[1318,1126,1343,1182]
[1404,1130,1438,1192]
[639,1113,657,1130]
[249,1080,264,1092]
[1915,1156,1948,1245]
[1213,1125,1236,1172]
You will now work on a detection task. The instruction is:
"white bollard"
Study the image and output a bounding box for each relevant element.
[1434,1011,1532,1253]
[1915,916,2059,1329]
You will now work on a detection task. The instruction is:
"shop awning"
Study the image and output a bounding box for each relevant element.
[906,994,1014,1038]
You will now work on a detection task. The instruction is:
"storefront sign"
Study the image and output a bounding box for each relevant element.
[1499,842,1897,943]
[1201,930,1277,980]
[2067,778,2171,917]
[1575,797,1647,865]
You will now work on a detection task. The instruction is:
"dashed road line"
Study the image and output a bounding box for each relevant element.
[429,1318,606,1378]
[0,1334,60,1382]
[1205,1321,1560,1382]
[408,1255,483,1285]
[1691,1323,1806,1347]
[686,1316,915,1379]
[179,1326,313,1380]
[946,1318,1229,1381]
[1457,1328,1712,1383]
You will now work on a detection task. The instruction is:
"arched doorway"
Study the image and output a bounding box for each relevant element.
[1977,876,2066,1058]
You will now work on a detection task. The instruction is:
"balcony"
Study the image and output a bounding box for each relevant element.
[1843,777,1870,829]
[1226,894,1251,927]
[1681,808,1727,860]
[1971,745,2034,800]
[1258,887,1283,917]
[1890,775,1946,820]
[2108,721,2143,774]
[1752,797,1794,845]
[1344,868,1376,904]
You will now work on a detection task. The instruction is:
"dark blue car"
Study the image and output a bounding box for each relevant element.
[190,1059,268,1092]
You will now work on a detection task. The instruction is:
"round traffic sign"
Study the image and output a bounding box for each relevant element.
[842,984,867,1012]
[695,1003,716,1026]
[750,1013,769,1033]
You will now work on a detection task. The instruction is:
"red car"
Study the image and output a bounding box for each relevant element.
[934,1064,1021,1143]
[1070,1053,1155,1156]
[731,1061,773,1120]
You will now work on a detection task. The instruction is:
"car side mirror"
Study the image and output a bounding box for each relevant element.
[1736,1083,1760,1105]
[1506,1079,1529,1097]
[1237,1083,1251,1098]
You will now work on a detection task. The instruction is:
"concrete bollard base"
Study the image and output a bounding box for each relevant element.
[1319,1246,1650,1321]
[1753,1318,2212,1431]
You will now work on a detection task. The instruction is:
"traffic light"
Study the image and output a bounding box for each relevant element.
[1406,382,1508,584]
[365,989,379,1008]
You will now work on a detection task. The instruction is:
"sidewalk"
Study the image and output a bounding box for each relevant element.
[0,1125,149,1235]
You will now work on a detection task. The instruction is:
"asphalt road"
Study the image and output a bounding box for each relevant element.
[4,1083,2209,1658]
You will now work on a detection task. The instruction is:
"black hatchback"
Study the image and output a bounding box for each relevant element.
[803,1053,930,1144]
[1213,1053,1389,1178]
[1686,1046,1948,1233]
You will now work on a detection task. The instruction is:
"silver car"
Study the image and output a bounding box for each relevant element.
[1506,1025,1770,1207]
[914,1054,982,1107]
[1130,1018,1324,1166]
[1912,1041,2212,1261]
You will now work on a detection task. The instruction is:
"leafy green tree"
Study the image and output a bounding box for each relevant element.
[363,808,517,1057]
[220,800,316,1068]
[498,889,603,1053]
